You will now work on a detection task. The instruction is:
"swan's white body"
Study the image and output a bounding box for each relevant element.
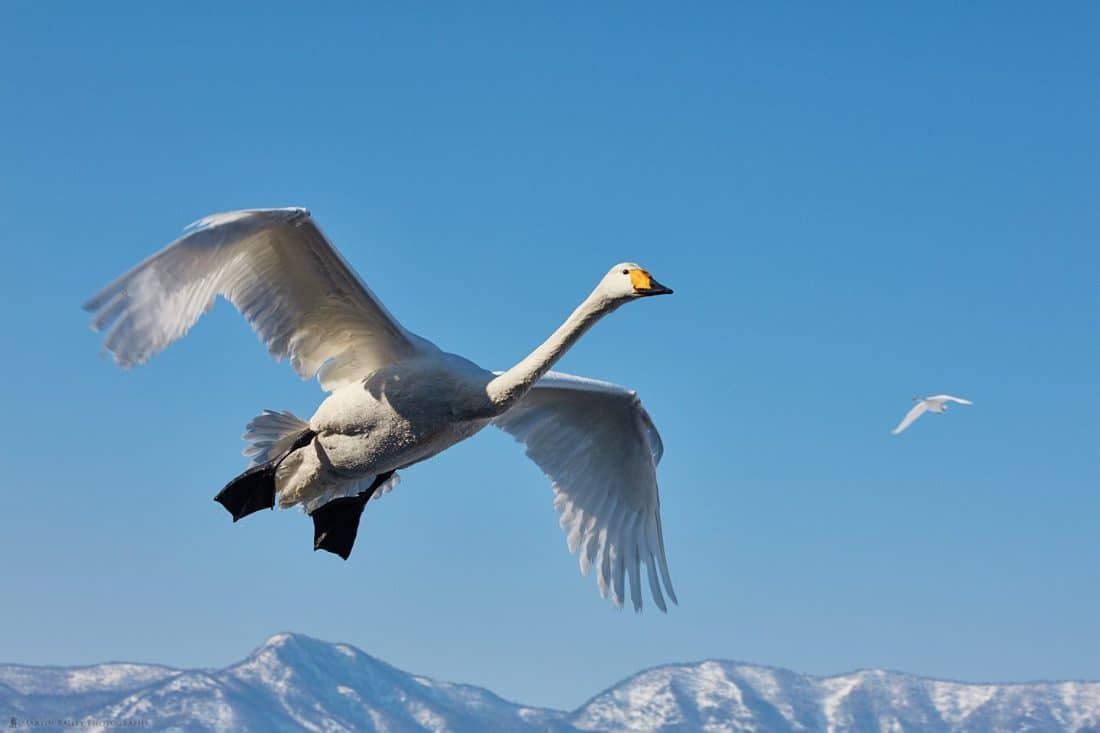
[276,353,496,510]
[84,208,676,611]
[891,394,973,435]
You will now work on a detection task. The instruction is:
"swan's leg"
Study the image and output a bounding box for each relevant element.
[311,471,394,560]
[214,429,317,522]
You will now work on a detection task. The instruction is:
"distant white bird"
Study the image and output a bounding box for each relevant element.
[891,395,973,435]
[84,208,677,611]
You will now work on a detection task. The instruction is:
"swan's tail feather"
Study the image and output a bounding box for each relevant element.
[243,410,311,467]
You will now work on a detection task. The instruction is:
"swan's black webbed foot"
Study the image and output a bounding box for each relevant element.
[214,465,276,521]
[214,428,317,522]
[311,471,394,560]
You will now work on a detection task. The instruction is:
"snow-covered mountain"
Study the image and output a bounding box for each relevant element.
[2,633,1098,732]
[572,660,1100,733]
[0,633,562,732]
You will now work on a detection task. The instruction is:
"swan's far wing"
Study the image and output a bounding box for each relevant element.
[892,402,928,434]
[934,395,973,405]
[493,371,675,612]
[84,208,427,390]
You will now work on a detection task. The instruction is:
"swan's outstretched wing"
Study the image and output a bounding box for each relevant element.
[493,371,676,612]
[892,401,929,434]
[930,394,973,405]
[84,208,427,390]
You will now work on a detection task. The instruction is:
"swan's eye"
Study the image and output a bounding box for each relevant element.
[621,269,629,275]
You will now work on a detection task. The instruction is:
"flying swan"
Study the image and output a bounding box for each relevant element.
[892,395,973,435]
[84,208,677,611]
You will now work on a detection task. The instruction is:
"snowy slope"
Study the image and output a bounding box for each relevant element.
[7,633,564,733]
[569,660,1100,733]
[2,634,1098,732]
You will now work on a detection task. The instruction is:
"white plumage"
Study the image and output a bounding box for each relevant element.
[892,394,974,435]
[84,208,425,390]
[85,208,676,611]
[494,373,676,611]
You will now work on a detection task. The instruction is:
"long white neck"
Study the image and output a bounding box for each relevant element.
[486,287,619,412]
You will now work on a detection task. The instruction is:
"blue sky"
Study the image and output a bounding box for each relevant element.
[1,2,1097,710]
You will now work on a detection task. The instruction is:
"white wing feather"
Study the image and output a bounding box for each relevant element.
[892,402,928,434]
[493,371,676,612]
[84,208,428,390]
[930,394,973,405]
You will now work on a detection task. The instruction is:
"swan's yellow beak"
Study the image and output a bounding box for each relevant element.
[629,268,673,296]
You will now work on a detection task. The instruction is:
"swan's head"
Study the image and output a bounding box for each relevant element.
[601,263,673,301]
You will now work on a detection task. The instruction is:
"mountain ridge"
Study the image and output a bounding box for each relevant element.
[2,632,1098,732]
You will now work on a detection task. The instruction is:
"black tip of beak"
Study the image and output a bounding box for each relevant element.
[646,283,673,296]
